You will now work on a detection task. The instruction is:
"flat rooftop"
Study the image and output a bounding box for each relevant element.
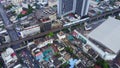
[88,17,120,53]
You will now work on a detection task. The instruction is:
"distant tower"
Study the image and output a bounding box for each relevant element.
[57,0,90,17]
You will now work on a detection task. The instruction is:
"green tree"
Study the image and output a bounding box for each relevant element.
[62,28,69,33]
[0,62,2,68]
[27,5,33,14]
[96,60,109,68]
[17,13,25,18]
[47,32,54,37]
[65,47,73,55]
[54,52,61,57]
[47,43,52,46]
[60,62,70,68]
[17,5,33,18]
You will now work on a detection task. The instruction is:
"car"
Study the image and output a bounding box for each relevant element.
[84,23,92,31]
[85,25,92,31]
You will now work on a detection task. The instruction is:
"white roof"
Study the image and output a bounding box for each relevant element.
[6,48,14,54]
[6,55,12,63]
[88,17,120,53]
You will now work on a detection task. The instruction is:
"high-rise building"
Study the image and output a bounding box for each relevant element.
[75,0,90,16]
[57,0,90,17]
[57,0,76,17]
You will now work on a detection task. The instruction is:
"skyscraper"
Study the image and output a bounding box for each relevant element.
[57,0,90,17]
[57,0,76,17]
[75,0,90,16]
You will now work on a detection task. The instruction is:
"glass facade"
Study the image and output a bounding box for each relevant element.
[57,0,89,17]
[61,0,74,14]
[75,0,83,16]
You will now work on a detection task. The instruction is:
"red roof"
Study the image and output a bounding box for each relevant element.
[11,53,16,57]
[69,13,74,16]
[21,10,27,15]
[35,52,42,56]
[94,65,101,68]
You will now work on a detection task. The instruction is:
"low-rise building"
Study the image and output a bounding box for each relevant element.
[51,20,62,29]
[75,59,85,68]
[37,38,54,48]
[1,48,18,68]
[0,23,11,44]
[32,48,44,62]
[18,24,40,38]
[57,31,66,40]
[11,6,23,15]
[88,17,120,60]
[53,57,62,67]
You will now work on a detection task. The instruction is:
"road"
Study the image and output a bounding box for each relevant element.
[89,19,106,29]
[19,48,39,68]
[0,26,65,48]
[89,8,120,21]
[0,3,19,41]
[0,6,120,49]
[24,48,39,68]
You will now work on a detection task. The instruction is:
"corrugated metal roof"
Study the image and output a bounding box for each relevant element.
[88,17,120,53]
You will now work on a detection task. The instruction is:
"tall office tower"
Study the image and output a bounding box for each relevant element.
[57,0,76,17]
[57,0,90,17]
[75,0,90,16]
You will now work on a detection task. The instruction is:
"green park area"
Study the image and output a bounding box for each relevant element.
[17,5,33,18]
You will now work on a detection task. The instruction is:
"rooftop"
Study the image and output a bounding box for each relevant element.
[1,48,18,68]
[88,17,120,53]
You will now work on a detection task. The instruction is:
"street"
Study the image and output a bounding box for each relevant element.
[89,19,106,30]
[0,3,19,41]
[0,3,120,50]
[18,48,40,68]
